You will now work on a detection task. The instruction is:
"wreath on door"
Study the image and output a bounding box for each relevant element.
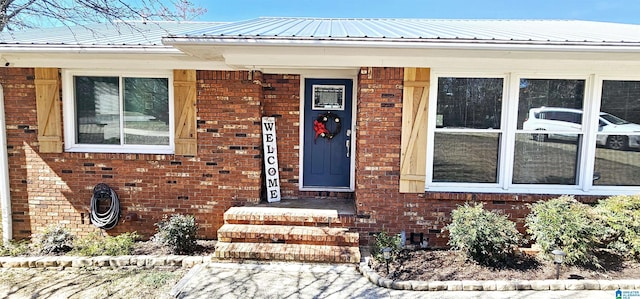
[313,112,341,141]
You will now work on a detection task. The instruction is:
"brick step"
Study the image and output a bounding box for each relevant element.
[224,207,342,226]
[214,242,361,264]
[217,224,359,246]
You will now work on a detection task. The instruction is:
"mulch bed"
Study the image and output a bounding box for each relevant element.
[370,249,640,281]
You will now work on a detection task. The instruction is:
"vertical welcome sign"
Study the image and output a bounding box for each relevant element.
[262,117,281,202]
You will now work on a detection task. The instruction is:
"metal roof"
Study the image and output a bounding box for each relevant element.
[2,17,640,49]
[0,21,225,46]
[172,17,640,45]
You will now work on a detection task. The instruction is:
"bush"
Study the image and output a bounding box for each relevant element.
[371,230,402,263]
[596,195,640,260]
[152,214,198,254]
[0,240,32,256]
[35,226,74,255]
[445,203,522,266]
[525,195,604,266]
[71,232,139,256]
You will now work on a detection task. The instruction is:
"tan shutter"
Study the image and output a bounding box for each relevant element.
[35,68,62,153]
[399,68,430,193]
[173,70,197,155]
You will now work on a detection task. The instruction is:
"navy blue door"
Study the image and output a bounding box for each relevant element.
[303,78,353,188]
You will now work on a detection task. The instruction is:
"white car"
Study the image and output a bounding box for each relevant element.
[522,107,640,150]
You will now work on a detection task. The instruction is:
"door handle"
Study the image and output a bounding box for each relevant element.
[345,129,352,158]
[346,140,350,158]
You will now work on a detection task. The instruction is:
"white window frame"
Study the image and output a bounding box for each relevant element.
[426,72,640,196]
[62,69,174,154]
[426,73,509,190]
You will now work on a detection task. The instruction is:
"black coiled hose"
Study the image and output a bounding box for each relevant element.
[90,183,120,230]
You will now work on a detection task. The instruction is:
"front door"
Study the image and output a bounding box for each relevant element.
[302,78,353,189]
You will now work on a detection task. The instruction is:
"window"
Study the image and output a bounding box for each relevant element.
[432,77,504,184]
[514,79,585,185]
[427,73,640,195]
[63,71,173,154]
[593,80,640,186]
[312,85,345,110]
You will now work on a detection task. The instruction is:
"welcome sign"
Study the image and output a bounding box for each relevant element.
[262,117,281,202]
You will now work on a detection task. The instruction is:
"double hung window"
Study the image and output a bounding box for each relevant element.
[428,73,640,194]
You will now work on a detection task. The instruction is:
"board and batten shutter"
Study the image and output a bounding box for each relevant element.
[399,68,430,193]
[173,70,197,156]
[35,68,62,153]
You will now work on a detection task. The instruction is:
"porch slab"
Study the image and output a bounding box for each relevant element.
[224,206,344,226]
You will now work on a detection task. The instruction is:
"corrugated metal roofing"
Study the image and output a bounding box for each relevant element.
[0,21,225,46]
[2,18,640,47]
[176,17,640,44]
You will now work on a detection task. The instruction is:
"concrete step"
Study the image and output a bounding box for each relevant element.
[217,224,359,247]
[224,207,342,226]
[214,242,361,264]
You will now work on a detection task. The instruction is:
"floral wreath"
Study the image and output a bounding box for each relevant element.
[313,112,341,141]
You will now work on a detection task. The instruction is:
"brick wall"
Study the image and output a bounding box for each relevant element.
[1,66,605,247]
[2,69,263,240]
[262,74,301,197]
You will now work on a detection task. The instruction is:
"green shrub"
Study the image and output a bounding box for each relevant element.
[71,232,139,256]
[152,214,198,254]
[35,225,74,255]
[0,240,32,256]
[445,203,522,266]
[596,195,640,260]
[371,230,402,263]
[525,195,603,266]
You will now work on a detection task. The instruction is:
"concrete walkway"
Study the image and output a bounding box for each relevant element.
[170,262,618,299]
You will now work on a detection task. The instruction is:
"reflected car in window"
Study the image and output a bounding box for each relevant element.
[522,107,640,150]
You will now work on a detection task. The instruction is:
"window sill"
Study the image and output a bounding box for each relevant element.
[425,185,640,196]
[64,147,174,155]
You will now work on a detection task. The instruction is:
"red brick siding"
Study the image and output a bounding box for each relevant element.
[262,74,300,197]
[2,69,263,240]
[2,66,607,248]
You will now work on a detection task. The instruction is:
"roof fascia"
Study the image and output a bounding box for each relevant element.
[163,37,640,53]
[0,45,180,55]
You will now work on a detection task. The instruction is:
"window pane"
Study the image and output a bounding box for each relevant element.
[594,80,640,186]
[74,76,120,144]
[433,132,499,183]
[518,79,585,130]
[123,78,170,145]
[436,78,503,129]
[512,133,579,184]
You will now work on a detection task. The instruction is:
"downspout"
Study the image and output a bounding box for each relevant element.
[0,84,11,244]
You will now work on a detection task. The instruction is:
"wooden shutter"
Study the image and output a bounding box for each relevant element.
[399,68,430,193]
[35,68,62,153]
[173,70,197,155]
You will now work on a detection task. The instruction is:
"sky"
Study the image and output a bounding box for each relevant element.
[193,0,640,24]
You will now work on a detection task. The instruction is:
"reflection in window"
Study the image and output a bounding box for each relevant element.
[74,76,170,146]
[512,134,579,185]
[123,78,169,145]
[517,79,585,129]
[436,77,503,129]
[594,80,640,186]
[433,77,503,184]
[433,132,499,183]
[75,76,121,144]
[514,79,584,185]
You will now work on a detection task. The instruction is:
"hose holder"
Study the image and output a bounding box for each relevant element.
[90,183,120,230]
